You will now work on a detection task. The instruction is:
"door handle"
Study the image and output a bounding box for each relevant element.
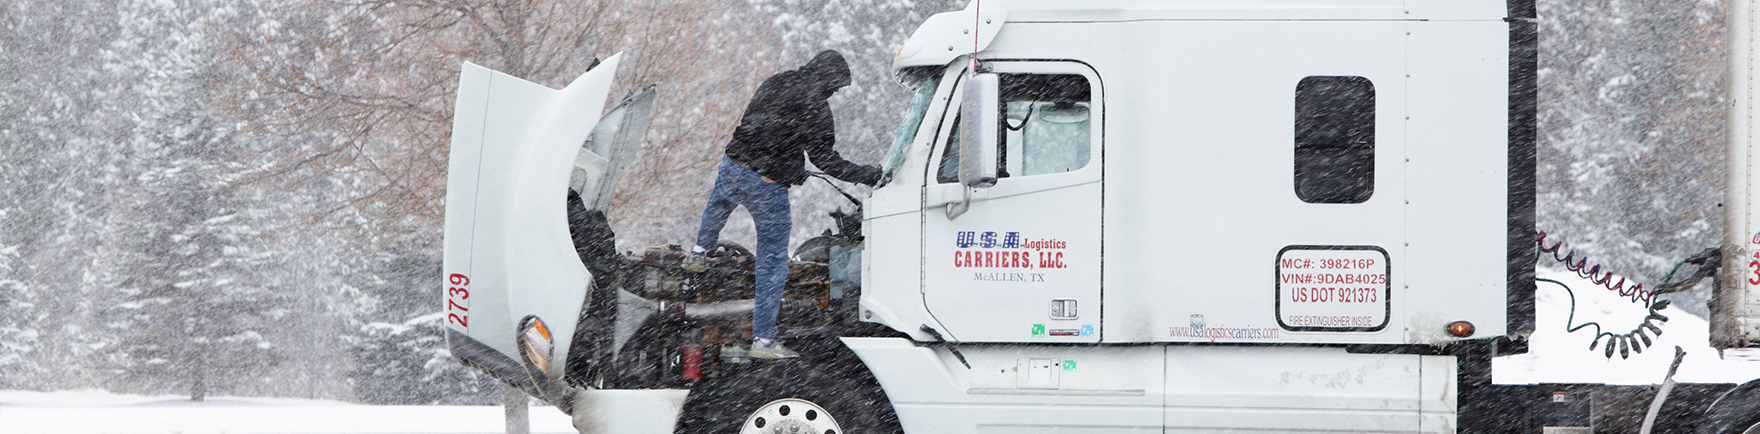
[928,186,978,219]
[945,187,971,220]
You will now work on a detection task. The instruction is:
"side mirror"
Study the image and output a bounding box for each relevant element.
[959,73,1000,188]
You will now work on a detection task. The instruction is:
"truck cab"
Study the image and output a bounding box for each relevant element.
[865,1,1527,349]
[443,1,1548,433]
[840,1,1528,432]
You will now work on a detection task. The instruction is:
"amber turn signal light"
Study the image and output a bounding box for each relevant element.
[1446,321,1475,337]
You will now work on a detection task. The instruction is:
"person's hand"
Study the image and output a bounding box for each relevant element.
[861,165,882,186]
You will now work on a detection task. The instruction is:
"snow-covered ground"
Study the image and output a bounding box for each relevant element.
[3,268,1756,434]
[0,390,577,434]
[1494,269,1760,385]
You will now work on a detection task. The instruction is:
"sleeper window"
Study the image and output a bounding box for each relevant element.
[1293,76,1375,204]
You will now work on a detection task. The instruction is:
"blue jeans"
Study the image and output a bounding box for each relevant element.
[696,156,791,340]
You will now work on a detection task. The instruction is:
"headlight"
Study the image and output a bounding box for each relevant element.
[520,316,554,375]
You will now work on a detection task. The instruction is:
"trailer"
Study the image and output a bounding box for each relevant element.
[440,1,1760,433]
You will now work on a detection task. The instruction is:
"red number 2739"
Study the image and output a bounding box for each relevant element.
[447,273,471,327]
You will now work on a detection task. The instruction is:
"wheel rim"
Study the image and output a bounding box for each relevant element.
[739,398,842,434]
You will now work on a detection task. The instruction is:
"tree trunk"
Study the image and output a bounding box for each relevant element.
[190,369,207,402]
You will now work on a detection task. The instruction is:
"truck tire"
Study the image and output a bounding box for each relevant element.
[675,340,900,434]
[1698,379,1760,434]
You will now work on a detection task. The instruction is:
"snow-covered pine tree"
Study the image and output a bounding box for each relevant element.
[343,238,497,404]
[0,0,151,390]
[91,1,295,395]
[102,98,290,401]
[213,0,612,404]
[347,315,501,405]
[0,243,40,384]
[0,1,44,388]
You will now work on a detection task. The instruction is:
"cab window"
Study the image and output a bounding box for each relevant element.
[1001,73,1090,177]
[938,73,1092,183]
[937,115,961,183]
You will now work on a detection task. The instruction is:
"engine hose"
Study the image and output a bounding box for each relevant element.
[1537,278,1671,359]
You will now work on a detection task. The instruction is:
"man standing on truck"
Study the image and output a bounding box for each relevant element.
[686,50,881,359]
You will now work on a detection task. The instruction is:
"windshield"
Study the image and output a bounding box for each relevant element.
[881,73,941,180]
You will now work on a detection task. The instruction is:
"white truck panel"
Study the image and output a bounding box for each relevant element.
[892,7,1006,71]
[860,210,935,340]
[870,5,1514,347]
[446,63,557,355]
[1165,348,1453,433]
[943,0,1503,23]
[442,55,622,389]
[568,389,689,434]
[917,57,1103,343]
[1403,0,1507,21]
[862,62,965,343]
[1093,20,1418,344]
[843,337,1164,434]
[1724,0,1760,348]
[845,337,1450,434]
[1403,21,1513,342]
[988,0,1406,22]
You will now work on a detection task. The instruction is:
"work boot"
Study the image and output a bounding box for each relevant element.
[750,339,799,359]
[682,251,708,272]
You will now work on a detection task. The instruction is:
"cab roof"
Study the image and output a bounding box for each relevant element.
[892,0,1513,72]
[965,0,1507,22]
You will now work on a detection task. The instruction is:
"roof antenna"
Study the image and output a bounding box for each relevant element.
[971,0,981,74]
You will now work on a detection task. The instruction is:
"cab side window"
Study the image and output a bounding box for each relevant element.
[1001,74,1091,177]
[938,73,1092,183]
[936,115,961,183]
[1293,76,1375,203]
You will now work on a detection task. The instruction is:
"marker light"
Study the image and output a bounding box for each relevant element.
[521,317,554,375]
[1446,321,1475,338]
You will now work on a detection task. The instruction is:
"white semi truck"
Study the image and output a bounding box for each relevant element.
[441,1,1760,433]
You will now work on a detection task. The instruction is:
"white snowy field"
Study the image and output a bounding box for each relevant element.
[0,390,578,434]
[1494,268,1760,385]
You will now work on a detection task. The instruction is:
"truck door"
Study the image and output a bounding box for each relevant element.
[921,61,1103,343]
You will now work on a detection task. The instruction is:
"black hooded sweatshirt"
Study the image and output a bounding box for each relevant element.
[723,50,882,186]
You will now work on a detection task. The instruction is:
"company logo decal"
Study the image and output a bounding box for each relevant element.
[1168,324,1280,342]
[1169,314,1277,341]
[953,231,1068,270]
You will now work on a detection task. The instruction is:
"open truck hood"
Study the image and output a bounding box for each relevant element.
[441,53,652,400]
